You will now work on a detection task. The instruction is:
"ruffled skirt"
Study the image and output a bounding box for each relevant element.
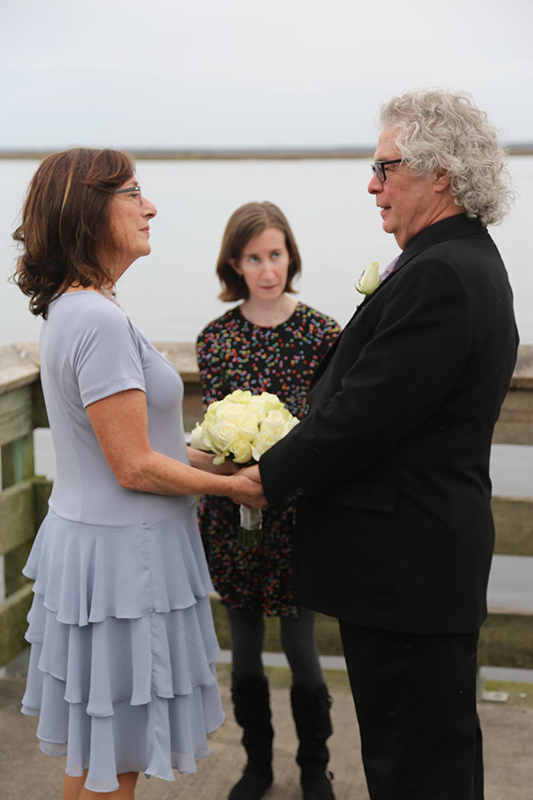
[21,506,225,793]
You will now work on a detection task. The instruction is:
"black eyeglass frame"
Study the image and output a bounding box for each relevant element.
[113,184,143,201]
[371,159,403,183]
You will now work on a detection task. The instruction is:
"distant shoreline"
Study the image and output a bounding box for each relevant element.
[1,144,533,160]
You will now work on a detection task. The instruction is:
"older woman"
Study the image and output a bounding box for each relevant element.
[13,148,265,800]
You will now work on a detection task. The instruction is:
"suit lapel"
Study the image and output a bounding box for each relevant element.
[309,215,486,392]
[337,215,486,318]
[310,255,405,388]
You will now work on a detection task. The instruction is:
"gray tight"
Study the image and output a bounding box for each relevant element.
[226,605,324,691]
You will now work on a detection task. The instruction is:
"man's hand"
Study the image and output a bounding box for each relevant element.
[240,464,262,485]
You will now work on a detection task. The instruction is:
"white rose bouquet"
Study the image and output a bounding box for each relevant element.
[190,390,299,545]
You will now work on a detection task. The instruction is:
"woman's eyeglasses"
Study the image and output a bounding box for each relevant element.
[113,184,143,203]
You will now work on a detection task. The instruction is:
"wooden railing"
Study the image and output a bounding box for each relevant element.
[0,342,532,669]
[0,342,51,665]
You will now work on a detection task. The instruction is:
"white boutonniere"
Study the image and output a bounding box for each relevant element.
[355,262,380,296]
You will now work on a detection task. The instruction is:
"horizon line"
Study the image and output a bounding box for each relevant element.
[1,143,533,160]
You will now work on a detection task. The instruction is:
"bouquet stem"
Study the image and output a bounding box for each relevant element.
[238,505,263,547]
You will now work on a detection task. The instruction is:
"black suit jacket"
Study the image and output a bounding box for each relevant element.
[260,214,519,634]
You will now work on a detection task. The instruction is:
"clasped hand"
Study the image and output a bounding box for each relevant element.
[229,468,267,509]
[187,448,266,509]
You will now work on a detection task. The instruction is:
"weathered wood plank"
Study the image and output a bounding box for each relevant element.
[510,344,533,390]
[159,341,533,442]
[210,595,345,656]
[152,341,199,382]
[32,381,49,429]
[0,582,33,667]
[0,386,33,446]
[2,436,36,595]
[5,544,33,598]
[0,477,52,594]
[0,342,40,396]
[0,479,34,558]
[493,496,533,556]
[1,434,34,489]
[211,596,533,669]
[493,388,533,445]
[3,340,532,394]
[494,344,533,444]
[33,478,53,529]
[152,342,202,431]
[479,609,533,670]
[183,384,204,433]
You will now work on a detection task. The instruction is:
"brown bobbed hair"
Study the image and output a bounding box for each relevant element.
[12,147,135,318]
[216,202,302,302]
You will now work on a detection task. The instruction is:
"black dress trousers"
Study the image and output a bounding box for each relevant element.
[338,620,484,800]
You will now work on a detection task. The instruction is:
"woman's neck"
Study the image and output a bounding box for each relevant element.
[63,281,116,299]
[239,294,298,327]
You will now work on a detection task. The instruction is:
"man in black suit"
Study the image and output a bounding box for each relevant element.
[244,90,519,799]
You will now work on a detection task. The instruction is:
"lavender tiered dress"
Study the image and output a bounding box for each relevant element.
[21,292,224,793]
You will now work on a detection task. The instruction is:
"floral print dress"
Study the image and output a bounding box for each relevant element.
[196,302,341,617]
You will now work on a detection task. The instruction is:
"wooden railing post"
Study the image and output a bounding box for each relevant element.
[0,342,52,666]
[1,435,36,597]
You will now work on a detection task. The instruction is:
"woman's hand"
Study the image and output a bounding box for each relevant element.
[187,447,239,475]
[228,474,267,509]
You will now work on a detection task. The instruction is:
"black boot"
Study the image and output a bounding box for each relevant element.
[228,674,274,800]
[291,683,336,800]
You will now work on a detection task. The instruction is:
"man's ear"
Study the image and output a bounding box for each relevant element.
[434,171,451,193]
[229,257,242,275]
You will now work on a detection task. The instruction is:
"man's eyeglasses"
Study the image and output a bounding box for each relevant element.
[370,159,403,184]
[113,184,143,203]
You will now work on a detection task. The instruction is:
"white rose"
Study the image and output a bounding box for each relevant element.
[189,423,208,450]
[203,404,220,433]
[202,418,227,464]
[227,390,253,405]
[239,412,260,442]
[251,429,277,461]
[200,417,218,452]
[230,438,253,464]
[248,393,283,420]
[212,421,239,453]
[261,409,287,435]
[205,400,221,418]
[271,417,297,442]
[216,403,245,424]
[356,261,380,295]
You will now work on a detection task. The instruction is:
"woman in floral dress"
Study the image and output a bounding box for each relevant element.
[195,202,341,800]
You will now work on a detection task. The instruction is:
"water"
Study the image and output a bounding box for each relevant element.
[1,156,533,346]
[3,156,533,614]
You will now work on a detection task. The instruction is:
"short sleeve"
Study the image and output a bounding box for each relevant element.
[70,303,145,408]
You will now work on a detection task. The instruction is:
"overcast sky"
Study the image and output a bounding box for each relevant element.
[0,0,531,151]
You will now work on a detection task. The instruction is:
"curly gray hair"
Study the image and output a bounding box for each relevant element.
[379,90,513,226]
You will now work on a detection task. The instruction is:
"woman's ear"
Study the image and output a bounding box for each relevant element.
[229,258,242,275]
